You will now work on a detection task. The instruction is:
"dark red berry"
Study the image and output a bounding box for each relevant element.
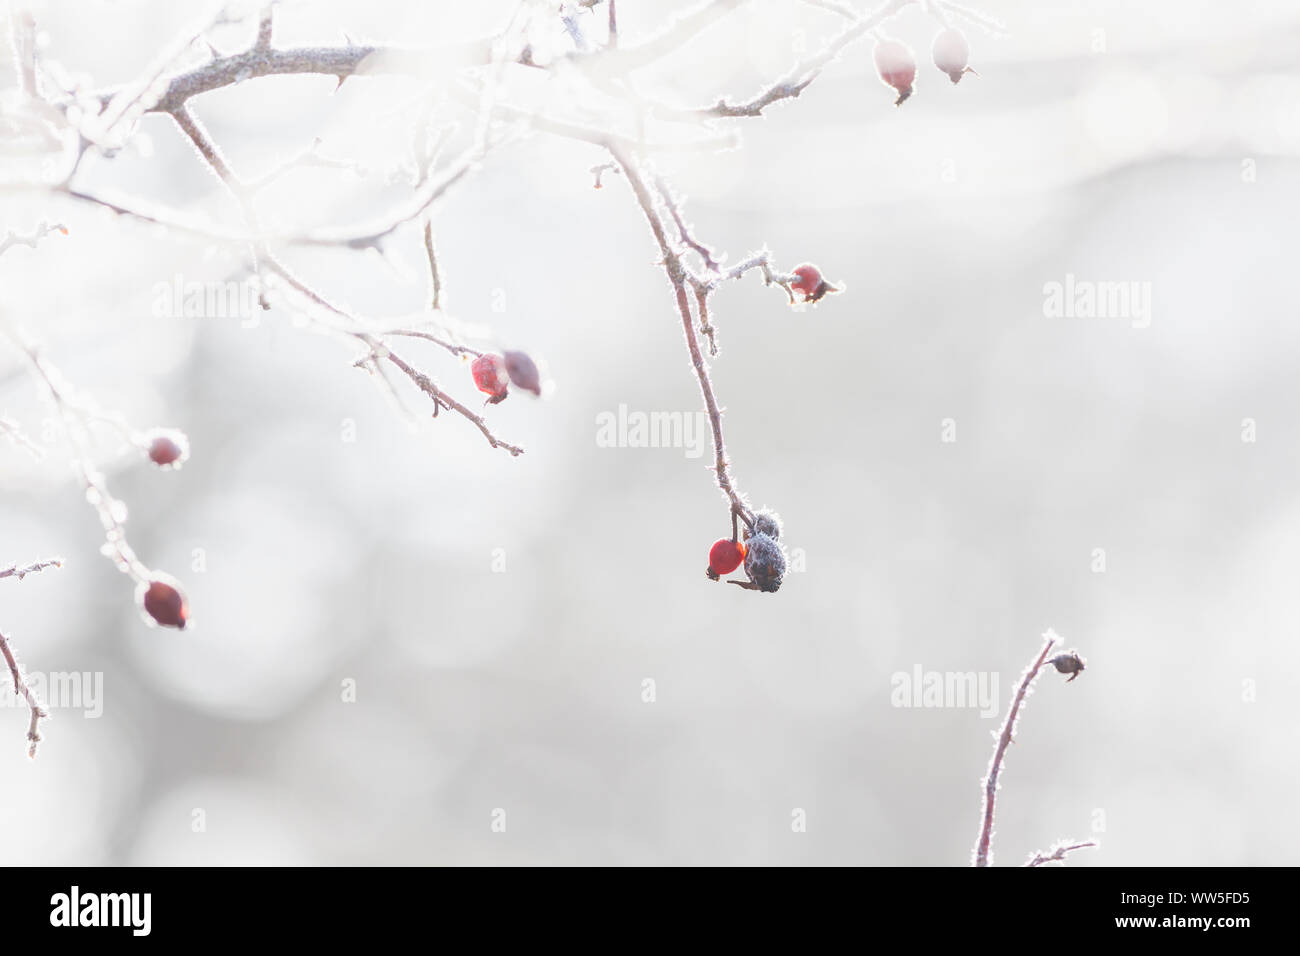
[707,538,746,578]
[144,429,189,468]
[471,353,509,401]
[791,264,835,304]
[503,350,542,396]
[139,575,188,629]
[874,39,917,106]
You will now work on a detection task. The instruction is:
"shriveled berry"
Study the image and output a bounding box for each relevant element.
[749,508,783,541]
[1049,651,1086,682]
[743,533,786,593]
[138,574,189,629]
[708,538,746,578]
[503,350,542,396]
[144,428,189,468]
[471,353,509,402]
[791,264,834,304]
[874,39,917,106]
[932,27,974,84]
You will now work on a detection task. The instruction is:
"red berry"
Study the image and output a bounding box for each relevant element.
[708,538,746,577]
[471,353,509,402]
[932,27,973,84]
[139,574,189,629]
[144,428,189,468]
[503,350,542,396]
[791,263,835,304]
[874,39,917,106]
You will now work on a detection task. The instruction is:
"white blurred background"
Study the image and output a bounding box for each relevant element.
[1,0,1298,865]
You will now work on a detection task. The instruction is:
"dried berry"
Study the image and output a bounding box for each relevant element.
[138,574,189,629]
[503,350,542,396]
[143,428,189,468]
[748,508,783,541]
[1048,651,1086,682]
[874,39,917,106]
[707,538,746,579]
[932,27,975,84]
[743,533,786,593]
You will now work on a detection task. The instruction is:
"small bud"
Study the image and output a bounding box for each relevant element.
[143,428,190,469]
[1048,651,1086,682]
[138,573,189,629]
[503,350,542,396]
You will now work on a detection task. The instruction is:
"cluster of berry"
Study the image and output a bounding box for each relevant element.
[470,351,541,404]
[707,509,786,594]
[874,27,977,106]
[137,430,191,629]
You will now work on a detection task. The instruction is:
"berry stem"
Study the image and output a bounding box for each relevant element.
[608,141,753,527]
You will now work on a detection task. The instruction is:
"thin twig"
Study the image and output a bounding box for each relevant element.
[0,558,64,582]
[690,0,912,117]
[423,220,443,311]
[655,175,720,272]
[0,221,68,257]
[0,628,47,759]
[0,558,61,759]
[384,350,523,456]
[1026,841,1097,867]
[607,142,751,526]
[974,631,1057,868]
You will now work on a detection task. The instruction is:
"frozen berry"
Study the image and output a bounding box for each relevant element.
[503,350,542,396]
[143,428,189,468]
[932,27,974,84]
[749,508,783,541]
[791,264,836,304]
[743,533,786,593]
[471,353,509,403]
[138,574,189,629]
[874,39,917,106]
[707,538,746,578]
[1049,651,1086,682]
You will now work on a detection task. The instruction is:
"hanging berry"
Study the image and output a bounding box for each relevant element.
[503,350,542,396]
[932,27,976,84]
[142,428,190,469]
[138,573,189,629]
[790,265,839,305]
[874,39,917,106]
[707,538,746,580]
[471,353,510,404]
